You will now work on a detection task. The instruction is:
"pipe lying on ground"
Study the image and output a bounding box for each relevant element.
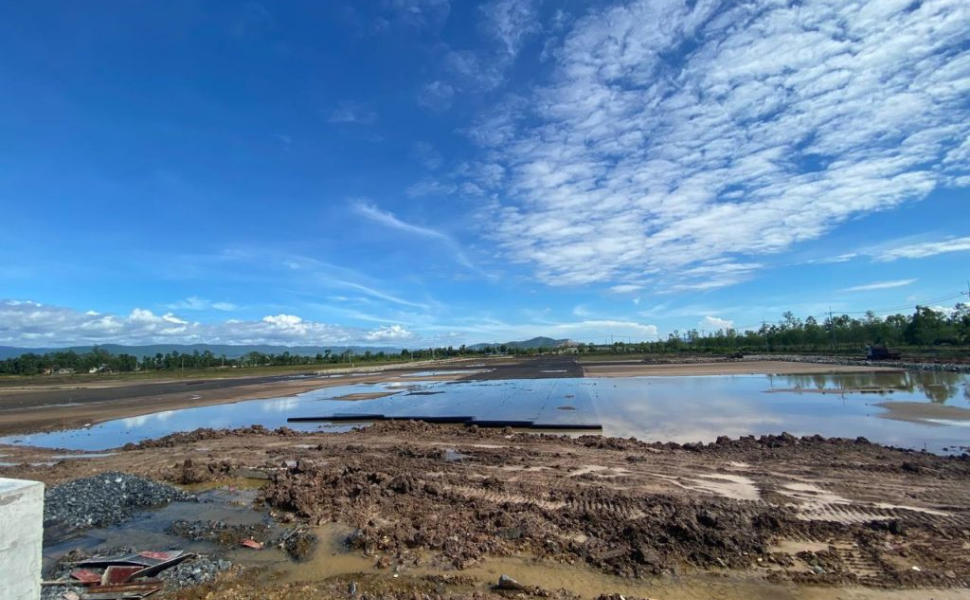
[286,414,602,430]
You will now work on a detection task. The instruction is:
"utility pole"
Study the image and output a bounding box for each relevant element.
[762,320,769,352]
[829,307,837,351]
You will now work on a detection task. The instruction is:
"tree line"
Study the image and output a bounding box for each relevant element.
[586,303,970,355]
[1,304,967,376]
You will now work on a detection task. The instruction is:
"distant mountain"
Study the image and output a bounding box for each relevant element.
[0,343,402,360]
[467,337,577,351]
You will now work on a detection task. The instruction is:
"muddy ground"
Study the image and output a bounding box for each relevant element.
[6,422,970,599]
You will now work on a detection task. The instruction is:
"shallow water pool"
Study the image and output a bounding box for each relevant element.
[2,371,967,453]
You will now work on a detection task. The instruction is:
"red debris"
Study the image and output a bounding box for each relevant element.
[240,539,263,550]
[70,570,102,584]
[101,566,142,585]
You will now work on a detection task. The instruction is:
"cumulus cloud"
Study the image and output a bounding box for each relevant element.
[466,0,970,291]
[875,237,970,261]
[365,324,415,342]
[842,279,917,292]
[0,300,413,347]
[699,316,734,331]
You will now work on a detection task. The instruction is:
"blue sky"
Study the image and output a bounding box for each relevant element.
[1,0,969,348]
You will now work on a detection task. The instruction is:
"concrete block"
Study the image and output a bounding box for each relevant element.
[0,478,44,600]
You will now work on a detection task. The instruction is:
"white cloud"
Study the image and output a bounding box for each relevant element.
[480,0,541,57]
[365,324,416,342]
[411,141,443,170]
[352,200,476,270]
[0,300,413,347]
[166,297,237,311]
[609,284,642,293]
[383,0,450,29]
[467,0,970,291]
[551,319,658,341]
[875,237,970,261]
[444,49,508,92]
[699,315,734,331]
[327,102,377,125]
[417,80,455,111]
[842,279,917,292]
[353,201,451,241]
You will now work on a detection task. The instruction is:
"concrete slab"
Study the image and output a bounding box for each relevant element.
[0,477,44,600]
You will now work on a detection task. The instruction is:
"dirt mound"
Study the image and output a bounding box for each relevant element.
[123,425,306,449]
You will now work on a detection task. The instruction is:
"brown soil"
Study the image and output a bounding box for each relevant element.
[7,423,970,598]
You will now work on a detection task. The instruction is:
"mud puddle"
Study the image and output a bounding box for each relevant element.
[270,546,969,600]
[42,483,284,576]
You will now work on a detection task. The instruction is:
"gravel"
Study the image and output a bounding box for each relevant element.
[158,555,233,589]
[41,583,85,600]
[44,472,191,531]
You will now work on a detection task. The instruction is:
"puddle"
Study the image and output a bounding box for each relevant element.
[4,373,969,454]
[688,474,760,502]
[872,502,951,517]
[270,523,377,582]
[777,482,851,507]
[659,473,760,502]
[567,465,630,478]
[443,448,469,462]
[42,486,279,575]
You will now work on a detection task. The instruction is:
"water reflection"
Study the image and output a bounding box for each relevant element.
[1,373,967,454]
[767,371,969,404]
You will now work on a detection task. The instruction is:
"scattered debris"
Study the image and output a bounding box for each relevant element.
[166,519,272,548]
[44,550,230,598]
[70,571,101,584]
[495,574,528,592]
